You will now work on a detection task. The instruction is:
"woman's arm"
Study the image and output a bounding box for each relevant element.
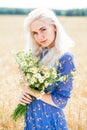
[20,86,57,107]
[50,53,76,108]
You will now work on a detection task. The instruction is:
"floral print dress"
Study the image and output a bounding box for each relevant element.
[24,51,76,130]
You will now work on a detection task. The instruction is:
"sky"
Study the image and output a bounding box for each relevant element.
[0,0,87,10]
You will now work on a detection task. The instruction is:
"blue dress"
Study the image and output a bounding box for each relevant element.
[24,51,76,130]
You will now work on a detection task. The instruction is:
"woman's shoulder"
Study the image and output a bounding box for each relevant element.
[59,52,74,62]
[56,52,76,74]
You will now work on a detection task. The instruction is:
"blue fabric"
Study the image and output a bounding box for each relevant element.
[24,52,76,130]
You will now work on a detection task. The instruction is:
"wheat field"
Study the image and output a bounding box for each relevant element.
[0,15,87,130]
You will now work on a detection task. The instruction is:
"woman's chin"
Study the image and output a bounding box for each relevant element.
[41,44,48,48]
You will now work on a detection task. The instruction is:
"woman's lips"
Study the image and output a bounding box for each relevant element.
[41,40,47,44]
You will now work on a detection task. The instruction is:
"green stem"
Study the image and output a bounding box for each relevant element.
[11,104,28,121]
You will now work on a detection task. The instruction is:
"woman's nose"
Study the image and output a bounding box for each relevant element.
[38,33,45,41]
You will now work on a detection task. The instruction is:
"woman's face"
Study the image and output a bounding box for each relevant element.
[30,19,56,48]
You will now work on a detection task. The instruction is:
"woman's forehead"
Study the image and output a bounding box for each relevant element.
[30,20,49,31]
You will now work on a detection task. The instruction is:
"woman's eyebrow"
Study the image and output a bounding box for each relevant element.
[39,26,46,30]
[31,26,46,34]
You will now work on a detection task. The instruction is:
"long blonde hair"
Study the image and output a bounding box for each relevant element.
[24,8,74,67]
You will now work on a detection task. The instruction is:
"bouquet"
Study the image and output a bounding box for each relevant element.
[11,49,68,121]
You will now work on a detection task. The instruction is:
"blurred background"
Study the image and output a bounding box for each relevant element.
[0,0,87,130]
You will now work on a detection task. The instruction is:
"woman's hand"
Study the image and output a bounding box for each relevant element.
[19,92,34,106]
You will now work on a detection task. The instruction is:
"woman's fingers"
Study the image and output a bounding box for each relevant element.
[19,92,34,105]
[23,92,32,100]
[20,98,31,105]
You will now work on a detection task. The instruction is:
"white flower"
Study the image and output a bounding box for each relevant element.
[44,72,50,78]
[41,66,49,72]
[34,73,42,79]
[29,77,37,85]
[45,81,49,87]
[30,67,39,74]
[25,74,31,80]
[39,76,45,83]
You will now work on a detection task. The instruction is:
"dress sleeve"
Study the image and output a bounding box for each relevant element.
[51,52,76,108]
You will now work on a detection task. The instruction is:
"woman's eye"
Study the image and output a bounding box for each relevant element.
[42,28,46,31]
[32,32,37,36]
[40,28,46,32]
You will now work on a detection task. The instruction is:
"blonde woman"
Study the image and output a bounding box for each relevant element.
[20,8,76,130]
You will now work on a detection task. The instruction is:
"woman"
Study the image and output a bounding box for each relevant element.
[20,8,76,130]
